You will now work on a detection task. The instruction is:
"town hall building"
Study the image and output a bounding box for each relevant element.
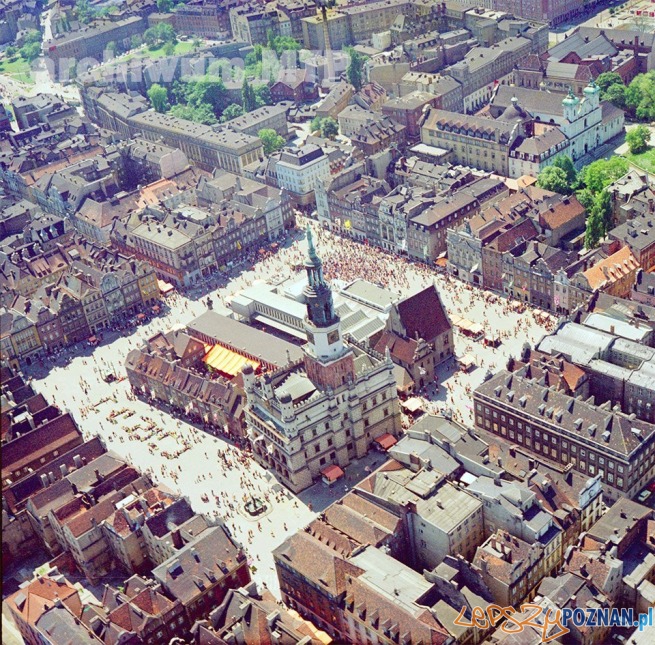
[242,228,401,492]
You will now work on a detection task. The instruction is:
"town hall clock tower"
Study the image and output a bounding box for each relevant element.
[302,227,355,389]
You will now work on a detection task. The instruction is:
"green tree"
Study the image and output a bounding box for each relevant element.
[220,103,244,122]
[5,45,16,57]
[242,77,256,112]
[157,0,173,11]
[596,71,623,94]
[536,166,570,194]
[576,187,595,212]
[245,45,263,68]
[253,83,271,108]
[310,116,323,133]
[157,23,177,44]
[192,36,202,50]
[19,41,41,62]
[551,155,577,187]
[169,102,217,124]
[625,71,655,122]
[23,30,41,45]
[163,41,175,56]
[593,189,613,235]
[147,83,168,113]
[171,79,190,105]
[346,48,364,92]
[604,83,626,109]
[75,0,95,23]
[185,77,227,113]
[130,34,142,49]
[626,124,651,155]
[580,157,629,194]
[270,35,301,56]
[105,41,117,55]
[258,128,285,154]
[144,27,159,48]
[584,209,604,249]
[320,117,338,139]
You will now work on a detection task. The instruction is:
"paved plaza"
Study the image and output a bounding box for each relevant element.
[26,219,555,597]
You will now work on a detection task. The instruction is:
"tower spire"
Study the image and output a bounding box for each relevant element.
[303,227,338,330]
[306,225,321,268]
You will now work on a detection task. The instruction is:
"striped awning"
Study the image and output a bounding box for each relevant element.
[203,344,259,377]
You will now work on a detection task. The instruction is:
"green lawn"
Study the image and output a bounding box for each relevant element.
[623,147,655,175]
[0,55,34,83]
[124,41,196,62]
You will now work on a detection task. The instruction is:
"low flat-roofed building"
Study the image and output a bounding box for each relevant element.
[357,460,484,569]
[222,103,289,138]
[584,497,652,559]
[228,276,394,343]
[186,310,303,372]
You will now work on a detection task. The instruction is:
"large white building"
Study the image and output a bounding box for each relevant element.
[490,83,625,176]
[274,144,331,206]
[242,229,401,492]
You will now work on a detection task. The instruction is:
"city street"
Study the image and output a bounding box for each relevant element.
[25,220,554,597]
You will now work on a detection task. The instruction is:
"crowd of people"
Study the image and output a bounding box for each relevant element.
[26,217,558,590]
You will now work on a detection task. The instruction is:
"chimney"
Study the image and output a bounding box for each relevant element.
[40,474,49,488]
[59,464,69,477]
[266,610,281,629]
[95,468,102,483]
[171,529,183,549]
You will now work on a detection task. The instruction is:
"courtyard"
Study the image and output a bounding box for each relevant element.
[24,219,554,597]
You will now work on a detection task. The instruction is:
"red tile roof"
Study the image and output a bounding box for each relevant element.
[394,285,451,342]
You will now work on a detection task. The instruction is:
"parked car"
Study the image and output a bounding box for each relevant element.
[637,489,651,503]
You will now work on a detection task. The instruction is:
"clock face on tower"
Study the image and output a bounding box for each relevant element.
[328,330,340,344]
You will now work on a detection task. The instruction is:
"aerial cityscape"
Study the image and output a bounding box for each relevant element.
[1,0,654,643]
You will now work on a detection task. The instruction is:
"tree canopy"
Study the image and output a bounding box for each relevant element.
[266,31,301,56]
[242,77,257,112]
[596,71,623,94]
[258,128,285,155]
[579,157,629,194]
[346,48,365,92]
[321,117,339,139]
[147,83,168,113]
[550,155,577,187]
[598,70,655,121]
[625,72,655,121]
[169,102,217,124]
[144,23,177,49]
[184,77,228,113]
[536,166,571,195]
[585,189,612,249]
[220,103,244,122]
[584,207,604,250]
[626,125,651,155]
